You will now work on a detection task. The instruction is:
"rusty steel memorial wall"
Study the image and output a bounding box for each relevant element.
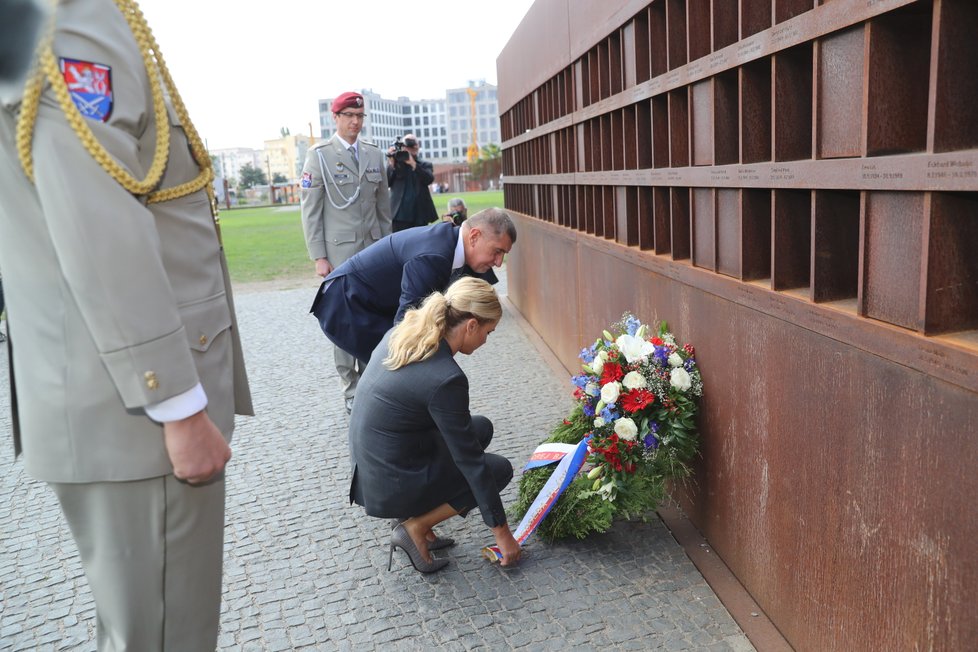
[496,0,977,649]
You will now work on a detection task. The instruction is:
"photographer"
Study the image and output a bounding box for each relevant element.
[442,197,468,226]
[387,133,438,232]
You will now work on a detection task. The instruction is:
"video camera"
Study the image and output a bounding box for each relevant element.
[388,136,418,164]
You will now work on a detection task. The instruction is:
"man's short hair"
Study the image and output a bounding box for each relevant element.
[465,207,517,244]
[448,197,466,211]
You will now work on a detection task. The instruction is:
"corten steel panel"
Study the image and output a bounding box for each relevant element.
[692,188,717,270]
[624,105,639,169]
[666,0,689,70]
[924,192,978,334]
[863,191,924,330]
[609,30,624,96]
[653,186,672,255]
[774,44,814,162]
[865,3,932,156]
[932,1,978,152]
[612,110,625,170]
[649,1,668,78]
[714,69,739,165]
[741,0,772,38]
[740,58,773,164]
[716,188,741,278]
[742,188,772,281]
[651,95,670,167]
[633,10,651,84]
[638,186,655,250]
[669,88,691,167]
[671,187,692,259]
[687,0,712,62]
[712,0,738,50]
[691,79,715,166]
[775,0,814,24]
[675,291,978,652]
[507,218,978,652]
[636,100,653,168]
[817,25,865,159]
[772,189,812,290]
[812,189,860,303]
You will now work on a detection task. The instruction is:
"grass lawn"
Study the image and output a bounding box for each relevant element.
[220,190,506,285]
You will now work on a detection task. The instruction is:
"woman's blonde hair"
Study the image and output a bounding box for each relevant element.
[384,277,502,370]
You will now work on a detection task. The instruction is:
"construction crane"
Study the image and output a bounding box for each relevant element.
[466,87,480,163]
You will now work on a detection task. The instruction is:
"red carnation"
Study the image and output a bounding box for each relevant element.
[650,337,664,346]
[600,362,624,385]
[621,389,656,412]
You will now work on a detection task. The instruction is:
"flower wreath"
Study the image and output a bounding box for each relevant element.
[512,313,704,541]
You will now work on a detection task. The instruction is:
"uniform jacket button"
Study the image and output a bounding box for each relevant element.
[144,371,159,390]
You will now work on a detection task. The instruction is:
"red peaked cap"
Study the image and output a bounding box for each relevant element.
[331,92,364,113]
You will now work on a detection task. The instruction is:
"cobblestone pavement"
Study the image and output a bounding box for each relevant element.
[0,271,755,651]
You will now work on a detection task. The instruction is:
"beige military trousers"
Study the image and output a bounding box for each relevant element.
[50,474,225,652]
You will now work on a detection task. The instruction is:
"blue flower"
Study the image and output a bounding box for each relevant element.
[684,359,696,372]
[625,315,641,336]
[600,405,619,422]
[571,374,590,389]
[579,343,598,363]
[649,420,661,433]
[582,402,596,418]
[653,346,669,365]
[644,433,659,449]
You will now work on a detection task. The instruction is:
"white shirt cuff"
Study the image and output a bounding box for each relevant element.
[144,383,208,423]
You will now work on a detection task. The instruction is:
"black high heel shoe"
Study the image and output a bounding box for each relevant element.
[388,524,449,573]
[389,518,456,551]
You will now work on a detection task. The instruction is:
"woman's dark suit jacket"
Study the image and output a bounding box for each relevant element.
[347,334,508,528]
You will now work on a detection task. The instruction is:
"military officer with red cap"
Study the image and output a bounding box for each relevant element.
[300,91,392,413]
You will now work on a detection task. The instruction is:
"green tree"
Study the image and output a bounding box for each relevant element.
[238,162,267,189]
[469,143,502,190]
[272,172,288,184]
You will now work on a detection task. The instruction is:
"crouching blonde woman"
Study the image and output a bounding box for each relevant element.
[347,277,521,572]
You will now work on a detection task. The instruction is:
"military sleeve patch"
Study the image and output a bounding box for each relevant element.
[301,171,313,188]
[60,58,113,122]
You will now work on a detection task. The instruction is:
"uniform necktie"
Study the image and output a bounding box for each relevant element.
[349,145,358,166]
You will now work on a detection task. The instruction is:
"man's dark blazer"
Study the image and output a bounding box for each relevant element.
[387,158,437,228]
[310,221,497,362]
[347,334,509,528]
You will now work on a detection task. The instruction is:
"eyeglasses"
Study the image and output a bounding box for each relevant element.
[336,112,367,120]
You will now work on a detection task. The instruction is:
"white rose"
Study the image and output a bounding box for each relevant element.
[593,417,606,428]
[591,350,608,375]
[614,417,638,441]
[585,382,600,397]
[600,381,621,405]
[668,352,684,368]
[615,334,655,364]
[622,371,647,390]
[670,367,692,391]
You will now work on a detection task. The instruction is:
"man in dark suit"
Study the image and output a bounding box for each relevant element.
[311,207,516,375]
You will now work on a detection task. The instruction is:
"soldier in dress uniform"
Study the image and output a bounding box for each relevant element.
[300,91,392,414]
[0,1,253,650]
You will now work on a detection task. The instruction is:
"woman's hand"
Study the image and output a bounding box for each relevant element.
[491,524,522,566]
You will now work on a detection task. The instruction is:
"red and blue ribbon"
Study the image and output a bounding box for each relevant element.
[483,437,591,562]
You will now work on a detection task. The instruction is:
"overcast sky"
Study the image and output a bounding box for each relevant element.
[137,0,535,150]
